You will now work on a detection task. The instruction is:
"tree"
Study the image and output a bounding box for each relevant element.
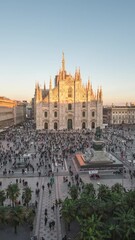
[125,190,135,209]
[77,196,99,219]
[0,190,6,206]
[61,197,76,230]
[6,183,20,207]
[25,207,35,226]
[81,183,96,198]
[68,185,79,200]
[0,206,7,224]
[111,183,125,194]
[114,207,135,239]
[97,184,111,201]
[6,206,25,234]
[109,222,123,240]
[22,187,32,207]
[62,182,135,240]
[77,214,109,240]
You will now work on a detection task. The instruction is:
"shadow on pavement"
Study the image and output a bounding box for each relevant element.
[0,225,31,240]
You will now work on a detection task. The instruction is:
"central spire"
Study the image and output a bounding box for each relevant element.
[62,52,65,72]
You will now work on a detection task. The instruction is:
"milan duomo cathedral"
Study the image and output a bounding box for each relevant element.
[34,54,103,130]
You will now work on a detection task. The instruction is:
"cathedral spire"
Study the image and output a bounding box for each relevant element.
[75,68,78,80]
[35,82,42,102]
[78,67,80,76]
[49,77,52,90]
[35,81,39,89]
[91,83,93,94]
[44,82,46,90]
[88,77,91,90]
[62,52,65,72]
[97,87,99,100]
[99,86,103,101]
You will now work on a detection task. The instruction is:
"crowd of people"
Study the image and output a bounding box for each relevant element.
[1,121,135,240]
[0,120,95,240]
[102,125,135,162]
[0,121,95,178]
[102,125,135,180]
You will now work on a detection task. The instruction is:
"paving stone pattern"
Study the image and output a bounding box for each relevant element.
[34,176,62,240]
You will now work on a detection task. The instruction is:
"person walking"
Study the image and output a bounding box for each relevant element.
[44,208,48,216]
[51,204,55,211]
[51,220,55,229]
[44,216,47,226]
[49,221,52,230]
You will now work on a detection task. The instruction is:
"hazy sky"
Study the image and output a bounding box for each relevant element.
[0,0,135,105]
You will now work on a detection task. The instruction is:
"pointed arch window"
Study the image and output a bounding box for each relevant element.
[92,111,95,117]
[82,122,86,129]
[44,112,48,118]
[54,102,57,108]
[68,87,72,98]
[54,111,57,118]
[54,122,58,130]
[44,122,48,129]
[82,102,86,108]
[82,111,86,117]
[68,103,72,110]
[91,122,95,129]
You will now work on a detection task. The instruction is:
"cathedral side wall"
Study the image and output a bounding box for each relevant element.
[36,102,43,129]
[96,102,103,128]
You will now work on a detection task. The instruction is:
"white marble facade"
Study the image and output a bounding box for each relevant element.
[35,54,103,130]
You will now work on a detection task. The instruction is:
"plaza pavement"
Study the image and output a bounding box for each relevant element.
[0,162,134,240]
[1,126,135,239]
[0,167,69,240]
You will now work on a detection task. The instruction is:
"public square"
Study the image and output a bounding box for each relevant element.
[0,121,135,240]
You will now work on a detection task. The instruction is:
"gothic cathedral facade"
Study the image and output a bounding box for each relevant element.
[34,54,103,130]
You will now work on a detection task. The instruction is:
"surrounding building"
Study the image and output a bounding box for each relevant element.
[103,103,135,125]
[26,103,32,119]
[103,106,112,126]
[22,100,32,119]
[31,97,35,119]
[111,104,135,125]
[34,54,103,130]
[0,97,26,129]
[0,97,15,129]
[14,102,26,125]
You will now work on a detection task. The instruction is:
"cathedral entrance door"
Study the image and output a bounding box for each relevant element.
[67,119,72,130]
